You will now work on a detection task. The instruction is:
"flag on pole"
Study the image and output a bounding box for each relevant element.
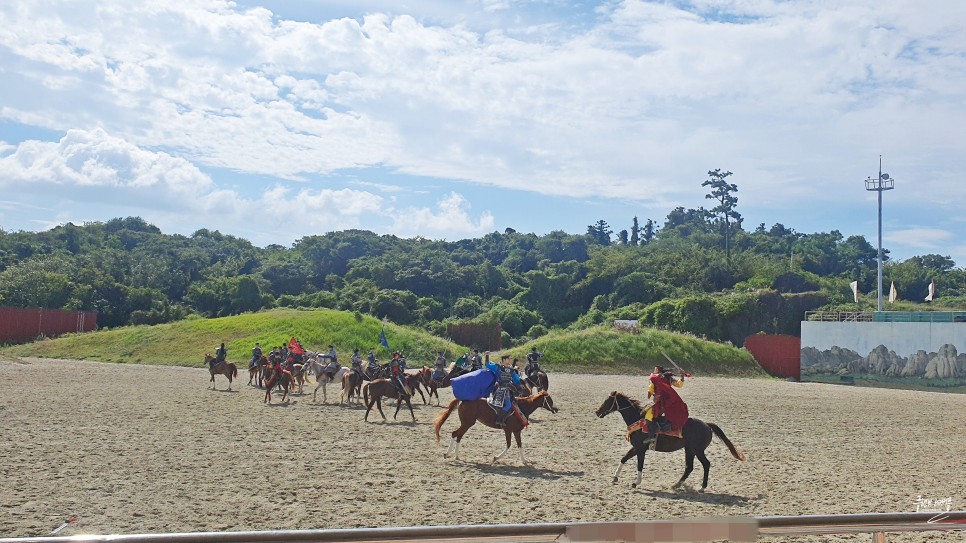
[889,282,897,304]
[850,281,859,303]
[925,280,935,302]
[379,322,390,350]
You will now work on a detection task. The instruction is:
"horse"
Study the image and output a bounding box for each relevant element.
[203,354,238,391]
[340,369,364,405]
[433,391,559,464]
[524,371,549,392]
[594,391,745,491]
[362,378,416,422]
[248,355,269,387]
[262,365,292,404]
[302,357,350,403]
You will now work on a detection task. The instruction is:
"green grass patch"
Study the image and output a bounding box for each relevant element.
[2,310,769,377]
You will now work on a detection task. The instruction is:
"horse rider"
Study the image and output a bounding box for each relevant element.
[319,344,339,376]
[366,349,380,379]
[350,348,364,377]
[250,342,262,369]
[470,349,483,371]
[642,368,689,445]
[486,355,523,428]
[524,348,543,379]
[212,342,227,368]
[389,351,407,395]
[432,351,447,381]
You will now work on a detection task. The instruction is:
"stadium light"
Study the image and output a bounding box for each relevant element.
[864,156,894,312]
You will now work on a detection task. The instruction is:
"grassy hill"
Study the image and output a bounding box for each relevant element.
[1,308,767,376]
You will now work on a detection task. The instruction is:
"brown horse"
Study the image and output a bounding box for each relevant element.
[203,354,238,391]
[595,391,746,491]
[262,365,292,404]
[248,355,269,387]
[433,391,559,464]
[363,378,416,422]
[340,370,364,405]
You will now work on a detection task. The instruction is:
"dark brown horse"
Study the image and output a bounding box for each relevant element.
[203,354,238,391]
[262,366,292,404]
[363,378,416,422]
[433,391,559,464]
[595,391,745,491]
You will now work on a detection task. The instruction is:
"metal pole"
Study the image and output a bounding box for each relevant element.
[877,156,883,312]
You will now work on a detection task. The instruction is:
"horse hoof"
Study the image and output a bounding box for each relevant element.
[631,483,638,489]
[698,488,706,494]
[612,478,618,484]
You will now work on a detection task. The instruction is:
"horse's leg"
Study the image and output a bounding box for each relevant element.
[629,434,648,489]
[493,428,513,463]
[376,397,387,421]
[313,379,323,403]
[673,449,698,490]
[614,447,636,483]
[695,449,711,492]
[364,398,375,421]
[515,429,528,464]
[406,398,415,421]
[444,436,458,458]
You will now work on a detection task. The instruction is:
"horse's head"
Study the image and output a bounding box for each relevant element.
[540,392,559,414]
[595,391,622,418]
[203,354,213,365]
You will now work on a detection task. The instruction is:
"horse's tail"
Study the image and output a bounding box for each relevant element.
[433,399,460,444]
[709,423,746,461]
[363,382,370,406]
[232,365,238,378]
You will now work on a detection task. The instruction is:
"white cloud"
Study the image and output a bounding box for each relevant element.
[392,192,495,238]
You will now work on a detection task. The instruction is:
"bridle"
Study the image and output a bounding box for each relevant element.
[599,393,637,417]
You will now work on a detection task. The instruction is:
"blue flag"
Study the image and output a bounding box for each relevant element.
[379,324,390,350]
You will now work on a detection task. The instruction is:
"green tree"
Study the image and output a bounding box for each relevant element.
[702,169,741,262]
[630,216,640,246]
[586,220,612,246]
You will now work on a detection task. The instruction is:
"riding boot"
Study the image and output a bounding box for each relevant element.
[495,410,508,428]
[642,419,658,444]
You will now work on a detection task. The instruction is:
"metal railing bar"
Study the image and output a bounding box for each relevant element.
[1,511,963,543]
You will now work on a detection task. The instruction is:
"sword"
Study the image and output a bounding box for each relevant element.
[661,351,692,378]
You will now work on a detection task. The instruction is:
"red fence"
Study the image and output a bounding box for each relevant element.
[743,333,800,380]
[0,307,97,344]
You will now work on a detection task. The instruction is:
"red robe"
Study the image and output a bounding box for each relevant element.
[650,373,689,433]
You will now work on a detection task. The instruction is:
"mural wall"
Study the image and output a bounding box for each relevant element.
[800,321,966,389]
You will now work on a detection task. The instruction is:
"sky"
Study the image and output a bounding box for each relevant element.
[1,1,965,266]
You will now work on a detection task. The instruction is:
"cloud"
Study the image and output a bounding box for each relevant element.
[392,192,495,238]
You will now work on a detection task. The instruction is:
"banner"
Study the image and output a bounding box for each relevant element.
[379,323,390,350]
[889,282,897,304]
[925,280,936,302]
[849,281,859,303]
[288,337,305,355]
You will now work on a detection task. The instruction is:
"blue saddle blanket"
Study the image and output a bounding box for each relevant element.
[451,369,495,401]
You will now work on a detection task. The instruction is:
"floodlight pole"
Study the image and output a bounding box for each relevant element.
[865,156,894,312]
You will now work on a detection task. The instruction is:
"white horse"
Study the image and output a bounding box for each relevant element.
[302,357,350,403]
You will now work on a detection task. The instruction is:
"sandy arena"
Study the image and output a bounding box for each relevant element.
[0,358,963,541]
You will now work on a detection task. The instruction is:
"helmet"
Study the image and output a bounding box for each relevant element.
[661,370,675,380]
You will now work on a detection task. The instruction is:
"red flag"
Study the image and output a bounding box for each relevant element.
[288,337,305,355]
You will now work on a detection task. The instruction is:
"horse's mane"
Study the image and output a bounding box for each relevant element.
[614,391,643,411]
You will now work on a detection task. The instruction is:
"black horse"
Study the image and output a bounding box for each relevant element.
[595,391,745,491]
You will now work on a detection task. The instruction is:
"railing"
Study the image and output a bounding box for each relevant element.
[805,310,966,323]
[1,512,963,543]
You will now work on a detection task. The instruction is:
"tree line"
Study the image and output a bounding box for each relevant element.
[1,172,962,345]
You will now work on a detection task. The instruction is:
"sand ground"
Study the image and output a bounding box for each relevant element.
[0,358,963,541]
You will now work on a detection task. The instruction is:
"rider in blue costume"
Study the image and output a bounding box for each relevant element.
[486,355,522,428]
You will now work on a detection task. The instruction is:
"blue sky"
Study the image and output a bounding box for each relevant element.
[1,1,965,265]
